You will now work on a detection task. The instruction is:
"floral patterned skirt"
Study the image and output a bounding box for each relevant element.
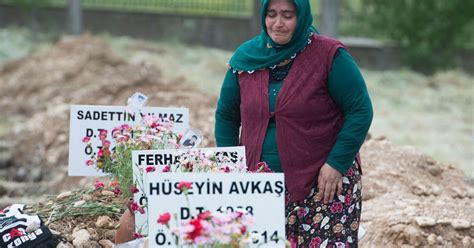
[285,162,362,248]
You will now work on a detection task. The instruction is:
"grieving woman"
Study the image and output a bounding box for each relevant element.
[215,0,373,246]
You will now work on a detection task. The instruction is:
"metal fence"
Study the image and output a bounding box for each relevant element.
[0,0,369,37]
[45,0,253,17]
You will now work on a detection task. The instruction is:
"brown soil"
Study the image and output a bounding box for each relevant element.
[0,33,216,198]
[0,34,472,247]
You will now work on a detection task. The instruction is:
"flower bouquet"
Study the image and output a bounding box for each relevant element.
[170,210,255,247]
[154,183,256,248]
[171,149,247,173]
[83,115,182,198]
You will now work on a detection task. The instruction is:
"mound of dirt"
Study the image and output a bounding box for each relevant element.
[0,34,472,247]
[360,138,473,247]
[0,34,217,200]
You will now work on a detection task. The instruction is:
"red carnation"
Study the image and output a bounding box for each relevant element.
[162,165,171,172]
[130,185,139,193]
[146,166,156,173]
[113,186,121,197]
[198,211,212,220]
[186,219,203,241]
[94,180,105,190]
[157,212,171,225]
[177,181,192,191]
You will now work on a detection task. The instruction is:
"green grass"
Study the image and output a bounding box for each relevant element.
[362,70,473,177]
[100,33,231,95]
[0,26,55,64]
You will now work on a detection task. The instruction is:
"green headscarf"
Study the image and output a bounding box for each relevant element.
[229,0,317,72]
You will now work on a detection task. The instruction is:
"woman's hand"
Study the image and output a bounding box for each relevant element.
[317,163,343,204]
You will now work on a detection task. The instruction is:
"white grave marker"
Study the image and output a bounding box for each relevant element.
[132,147,246,236]
[68,105,189,176]
[145,173,286,248]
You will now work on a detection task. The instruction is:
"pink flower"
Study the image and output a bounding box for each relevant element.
[309,237,322,248]
[130,185,139,193]
[162,165,171,172]
[157,212,171,225]
[86,160,94,166]
[113,186,121,197]
[177,181,192,191]
[112,127,121,138]
[130,202,145,214]
[140,135,151,143]
[235,210,244,218]
[130,202,140,211]
[97,149,104,158]
[297,207,306,218]
[198,211,212,220]
[98,130,107,141]
[102,140,111,148]
[121,124,130,131]
[336,241,345,248]
[133,232,144,239]
[146,166,156,173]
[94,180,104,190]
[344,194,352,206]
[330,202,344,214]
[151,121,160,128]
[82,137,90,143]
[143,115,155,126]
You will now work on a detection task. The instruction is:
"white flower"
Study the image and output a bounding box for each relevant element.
[204,150,214,159]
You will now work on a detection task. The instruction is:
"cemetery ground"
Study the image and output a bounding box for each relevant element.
[0,29,472,247]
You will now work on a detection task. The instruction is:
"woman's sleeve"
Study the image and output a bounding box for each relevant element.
[326,48,374,174]
[214,69,241,146]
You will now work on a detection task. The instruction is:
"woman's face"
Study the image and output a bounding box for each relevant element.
[265,0,297,45]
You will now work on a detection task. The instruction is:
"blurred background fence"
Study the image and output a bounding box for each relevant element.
[45,0,253,17]
[0,0,472,73]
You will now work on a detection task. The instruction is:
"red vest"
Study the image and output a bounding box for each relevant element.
[239,34,358,202]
